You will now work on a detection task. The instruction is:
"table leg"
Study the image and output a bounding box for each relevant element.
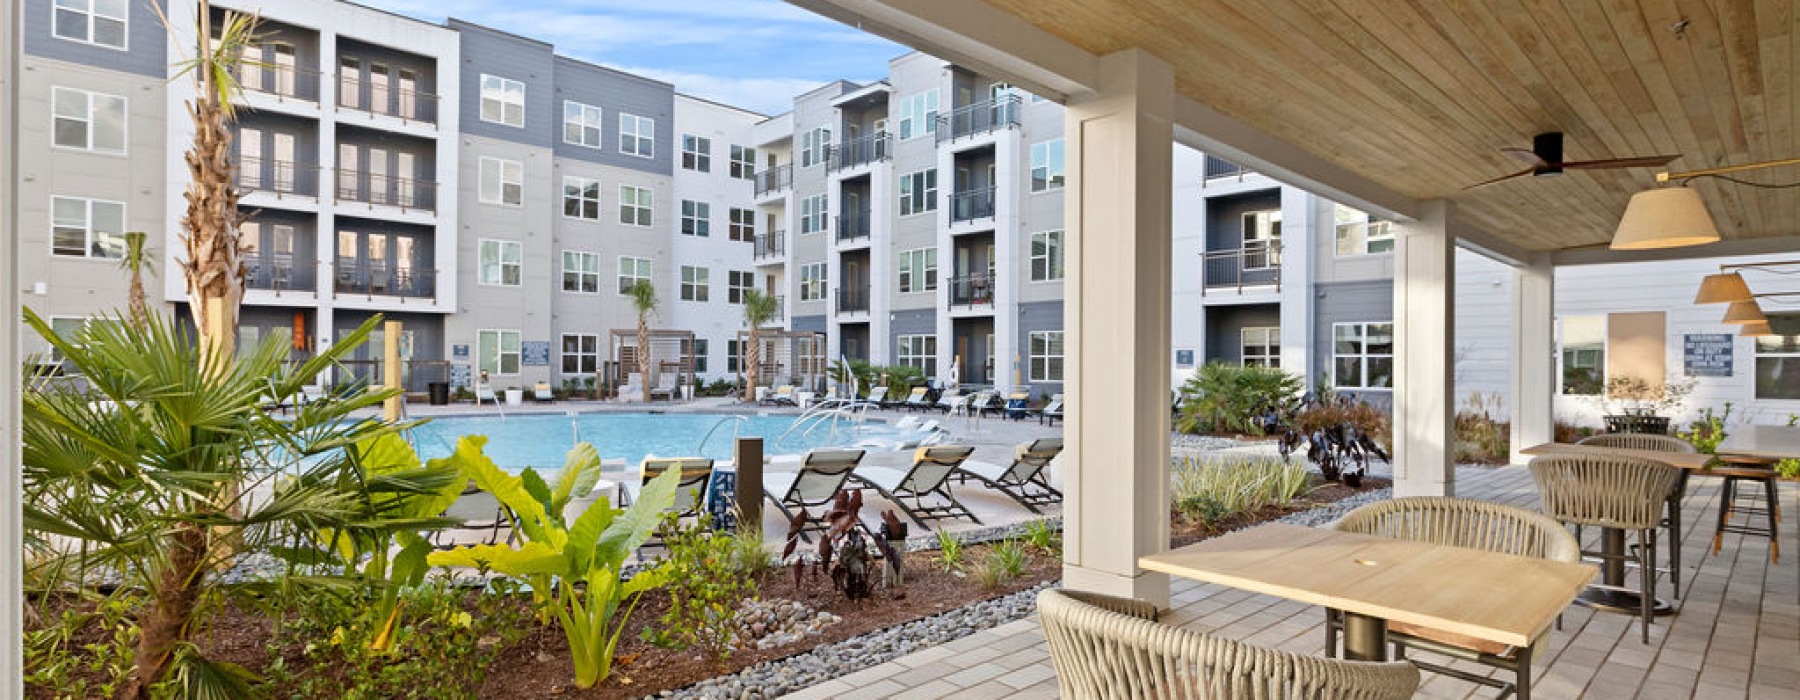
[1575,526,1674,616]
[1341,611,1388,662]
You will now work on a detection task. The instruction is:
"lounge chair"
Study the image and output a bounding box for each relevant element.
[532,382,555,403]
[934,388,964,414]
[959,391,995,417]
[620,457,716,516]
[763,449,865,542]
[649,374,680,401]
[899,386,930,411]
[850,445,981,529]
[1004,391,1031,421]
[432,485,511,549]
[1038,393,1064,426]
[860,385,889,408]
[762,385,797,406]
[953,438,1064,513]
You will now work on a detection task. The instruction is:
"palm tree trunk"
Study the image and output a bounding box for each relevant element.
[122,524,207,699]
[181,96,246,369]
[637,316,651,403]
[744,328,761,402]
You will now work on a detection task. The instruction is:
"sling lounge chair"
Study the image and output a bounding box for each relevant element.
[899,386,930,411]
[620,457,716,517]
[762,385,798,406]
[860,385,889,408]
[850,445,980,529]
[953,438,1064,513]
[1039,394,1064,426]
[763,449,865,542]
[533,382,555,403]
[934,388,964,414]
[432,486,511,549]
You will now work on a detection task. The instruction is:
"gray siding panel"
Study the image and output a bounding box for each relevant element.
[791,314,827,334]
[450,20,554,148]
[23,0,167,77]
[889,308,936,338]
[553,57,674,175]
[1204,304,1282,365]
[1311,280,1393,385]
[1017,300,1063,393]
[1204,188,1281,251]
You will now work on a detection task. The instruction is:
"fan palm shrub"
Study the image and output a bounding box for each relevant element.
[1175,362,1302,435]
[628,280,658,402]
[740,289,778,399]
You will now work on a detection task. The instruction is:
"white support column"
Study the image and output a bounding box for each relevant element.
[1062,48,1174,608]
[1510,253,1555,464]
[4,1,25,689]
[1392,200,1456,498]
[1277,190,1316,384]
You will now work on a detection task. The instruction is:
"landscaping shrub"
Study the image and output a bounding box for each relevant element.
[1678,404,1733,454]
[24,592,141,700]
[1281,397,1391,482]
[1171,455,1312,526]
[727,524,776,579]
[974,539,1030,590]
[1020,519,1060,557]
[644,513,759,668]
[1454,392,1511,464]
[933,530,965,573]
[1176,362,1303,435]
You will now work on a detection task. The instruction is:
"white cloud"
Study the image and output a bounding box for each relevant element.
[612,65,825,114]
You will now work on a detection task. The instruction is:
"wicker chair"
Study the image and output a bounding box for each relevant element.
[1530,455,1682,643]
[1326,497,1579,700]
[1578,433,1697,597]
[1038,588,1420,700]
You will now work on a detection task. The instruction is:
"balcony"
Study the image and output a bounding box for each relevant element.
[334,170,438,213]
[836,285,871,314]
[237,157,319,198]
[836,207,872,244]
[949,187,996,224]
[948,274,995,309]
[769,295,786,323]
[754,163,793,197]
[754,231,786,260]
[1200,244,1282,295]
[243,254,318,294]
[1204,155,1252,181]
[333,261,436,300]
[335,74,440,126]
[233,63,321,103]
[827,132,891,172]
[936,95,1022,143]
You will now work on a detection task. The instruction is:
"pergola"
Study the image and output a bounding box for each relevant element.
[733,328,829,393]
[789,0,1800,607]
[608,328,699,395]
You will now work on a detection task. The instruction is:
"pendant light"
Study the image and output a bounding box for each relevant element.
[1612,186,1720,250]
[1694,272,1754,304]
[1722,300,1767,325]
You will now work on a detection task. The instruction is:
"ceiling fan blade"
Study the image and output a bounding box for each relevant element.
[1561,155,1679,170]
[1463,167,1537,190]
[1501,147,1548,167]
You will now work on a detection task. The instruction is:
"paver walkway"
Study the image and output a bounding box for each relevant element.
[779,465,1800,699]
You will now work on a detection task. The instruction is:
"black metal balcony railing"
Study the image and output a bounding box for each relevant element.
[948,275,996,308]
[237,156,320,197]
[937,95,1022,142]
[1200,244,1282,294]
[335,169,439,212]
[754,163,793,196]
[244,254,318,293]
[1203,155,1251,180]
[336,73,440,125]
[233,63,321,103]
[827,132,891,172]
[837,207,872,243]
[836,285,871,314]
[949,187,996,223]
[333,261,436,299]
[754,231,786,259]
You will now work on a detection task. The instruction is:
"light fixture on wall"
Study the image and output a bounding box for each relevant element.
[1721,300,1767,325]
[1615,156,1800,249]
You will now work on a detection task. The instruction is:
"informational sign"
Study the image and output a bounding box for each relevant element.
[521,341,550,367]
[449,364,473,388]
[1683,333,1734,377]
[452,344,470,360]
[1175,349,1195,368]
[707,469,738,531]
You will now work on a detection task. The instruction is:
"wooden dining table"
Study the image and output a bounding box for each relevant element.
[1716,425,1800,462]
[1139,522,1596,662]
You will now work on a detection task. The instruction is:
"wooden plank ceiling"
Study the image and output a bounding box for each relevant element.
[983,0,1796,251]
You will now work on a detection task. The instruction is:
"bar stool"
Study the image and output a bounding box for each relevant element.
[1578,434,1696,598]
[1711,455,1781,563]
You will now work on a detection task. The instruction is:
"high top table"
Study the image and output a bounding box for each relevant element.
[1716,425,1800,462]
[1139,522,1596,662]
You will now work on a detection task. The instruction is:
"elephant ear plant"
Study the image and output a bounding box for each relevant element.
[429,437,681,689]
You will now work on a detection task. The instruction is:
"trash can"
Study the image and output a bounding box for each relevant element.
[428,382,450,405]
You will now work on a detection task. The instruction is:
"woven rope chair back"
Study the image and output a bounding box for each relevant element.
[1038,589,1419,700]
[1334,497,1581,564]
[1529,455,1682,530]
[1578,433,1698,454]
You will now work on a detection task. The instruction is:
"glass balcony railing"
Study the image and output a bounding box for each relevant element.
[836,285,871,314]
[837,207,872,243]
[233,63,321,103]
[948,274,996,308]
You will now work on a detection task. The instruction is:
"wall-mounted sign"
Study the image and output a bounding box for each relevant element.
[1175,349,1195,368]
[452,344,470,360]
[449,364,472,389]
[521,341,551,367]
[1683,333,1733,378]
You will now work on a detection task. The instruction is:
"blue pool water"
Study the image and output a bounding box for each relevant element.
[408,412,903,470]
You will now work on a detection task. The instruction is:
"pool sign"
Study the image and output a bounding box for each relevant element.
[452,344,470,360]
[520,341,550,366]
[1175,349,1194,368]
[1683,333,1733,377]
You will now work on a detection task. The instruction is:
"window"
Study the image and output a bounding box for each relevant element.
[479,75,525,127]
[800,194,829,234]
[1334,204,1394,256]
[899,169,938,216]
[726,339,741,373]
[896,335,938,376]
[1755,314,1800,399]
[560,177,600,220]
[1243,210,1282,269]
[681,338,710,374]
[680,200,711,237]
[730,145,756,179]
[1241,327,1280,367]
[897,247,938,293]
[898,90,939,140]
[50,196,124,259]
[728,270,755,303]
[799,127,831,168]
[478,329,522,376]
[619,185,653,226]
[479,157,522,205]
[619,113,654,157]
[1030,230,1065,281]
[561,333,599,374]
[681,134,711,171]
[1030,331,1065,382]
[53,0,126,49]
[1030,139,1065,192]
[728,207,755,242]
[680,265,710,302]
[562,251,599,293]
[1332,322,1394,389]
[799,263,827,301]
[563,101,603,147]
[478,239,521,286]
[618,256,652,295]
[52,87,126,153]
[1559,315,1606,395]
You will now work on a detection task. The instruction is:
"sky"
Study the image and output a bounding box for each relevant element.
[359,0,906,115]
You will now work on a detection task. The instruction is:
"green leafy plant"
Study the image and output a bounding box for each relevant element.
[1176,362,1302,435]
[643,512,758,668]
[428,438,681,689]
[1020,519,1061,557]
[1172,455,1312,524]
[934,530,965,573]
[727,524,776,579]
[974,539,1030,590]
[23,592,142,699]
[1678,404,1734,455]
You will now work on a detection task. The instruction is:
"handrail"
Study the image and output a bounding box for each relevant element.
[754,163,793,196]
[334,169,439,212]
[1199,243,1283,295]
[696,415,748,456]
[949,186,996,223]
[936,95,1022,143]
[828,131,892,172]
[335,72,441,124]
[237,156,320,197]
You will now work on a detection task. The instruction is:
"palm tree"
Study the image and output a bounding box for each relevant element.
[628,280,658,403]
[119,231,155,329]
[740,290,778,401]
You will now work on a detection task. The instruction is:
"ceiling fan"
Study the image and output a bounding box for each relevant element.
[1464,132,1678,189]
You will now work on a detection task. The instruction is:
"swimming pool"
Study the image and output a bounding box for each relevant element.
[407,412,911,470]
